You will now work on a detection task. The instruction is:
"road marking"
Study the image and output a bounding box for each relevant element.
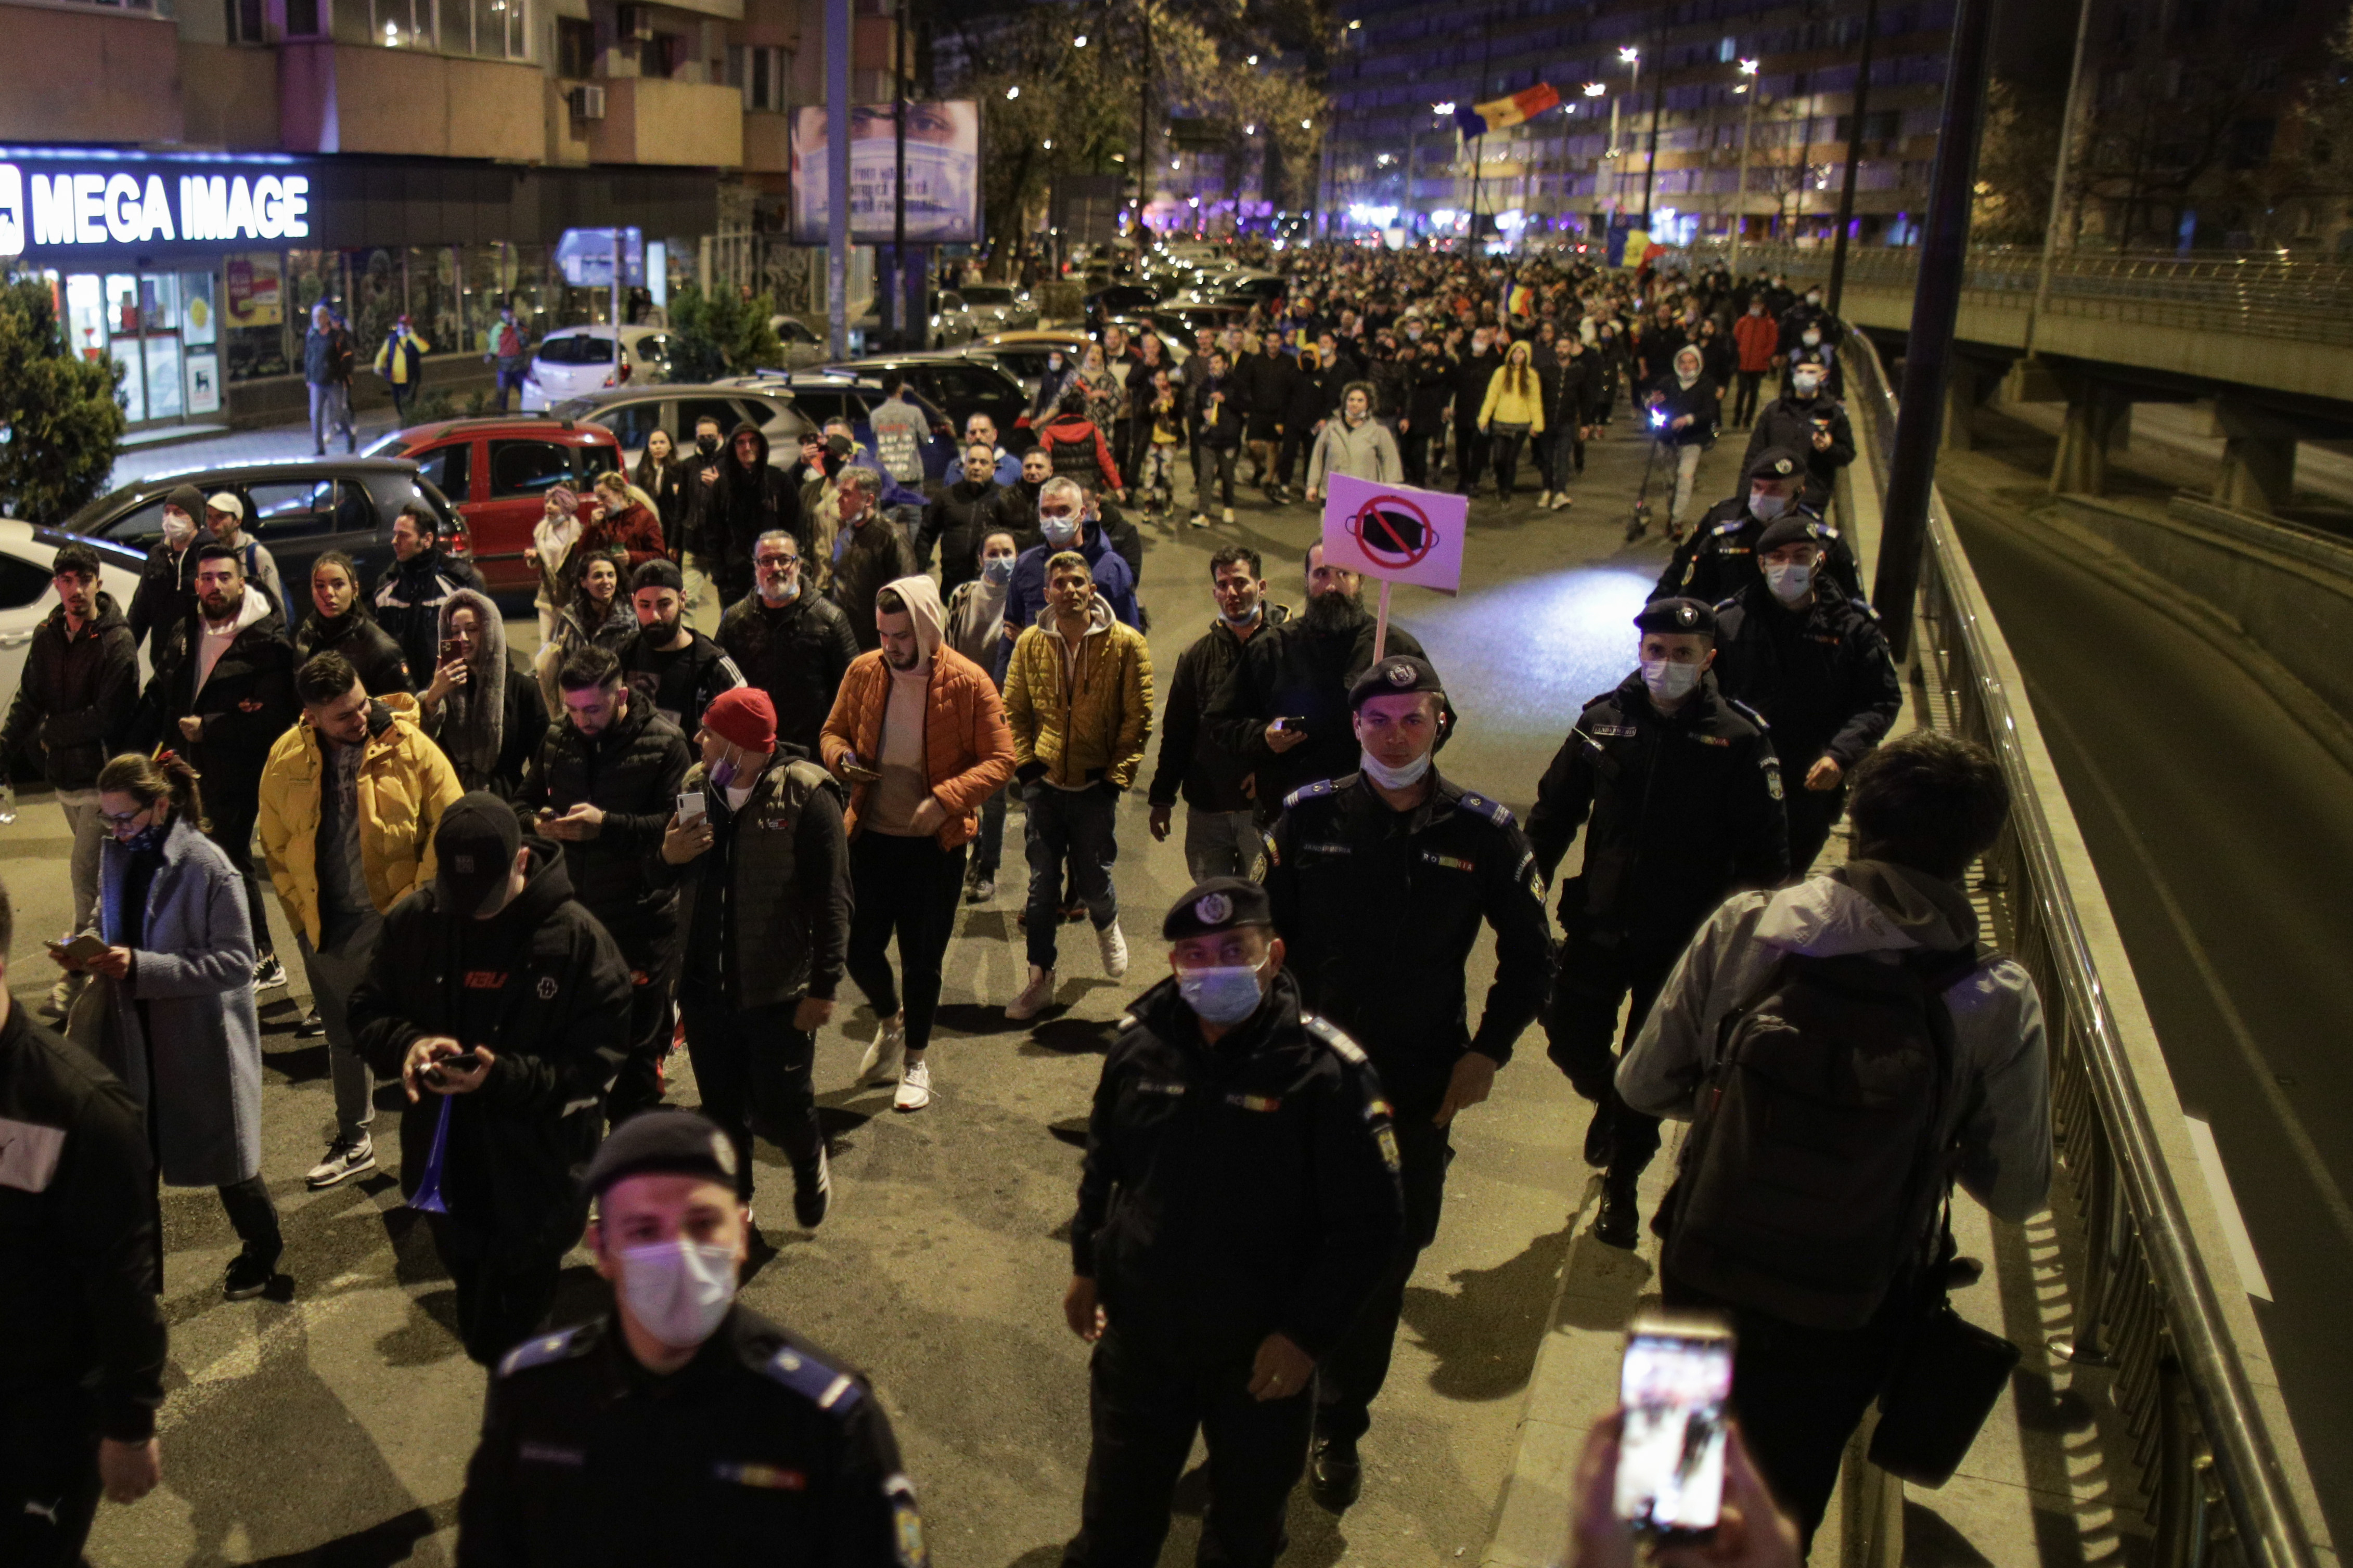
[2185,1116,2271,1300]
[2034,692,2353,1260]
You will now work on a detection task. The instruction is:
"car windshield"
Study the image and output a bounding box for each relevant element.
[961,287,1013,305]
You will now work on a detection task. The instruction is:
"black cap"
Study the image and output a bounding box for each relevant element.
[582,1109,739,1199]
[164,484,206,518]
[1745,446,1804,484]
[1162,877,1274,940]
[434,792,522,917]
[631,558,684,593]
[1755,514,1824,552]
[1347,654,1445,712]
[1635,597,1717,636]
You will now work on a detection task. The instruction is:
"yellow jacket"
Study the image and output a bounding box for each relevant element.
[1478,363,1547,433]
[257,692,464,948]
[1002,600,1154,791]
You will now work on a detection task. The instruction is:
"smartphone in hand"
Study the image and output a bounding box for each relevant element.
[676,791,705,827]
[1613,1311,1734,1540]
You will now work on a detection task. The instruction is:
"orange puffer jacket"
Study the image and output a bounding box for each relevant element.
[819,644,1015,848]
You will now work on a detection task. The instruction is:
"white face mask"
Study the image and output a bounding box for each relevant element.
[1750,490,1789,522]
[618,1240,738,1350]
[1792,371,1824,396]
[1802,329,1822,347]
[1765,562,1814,604]
[162,511,196,548]
[1640,658,1703,704]
[1359,748,1433,789]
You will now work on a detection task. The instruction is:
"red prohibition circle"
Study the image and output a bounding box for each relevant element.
[1346,494,1439,568]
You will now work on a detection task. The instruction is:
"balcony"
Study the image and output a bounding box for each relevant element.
[0,0,182,144]
[578,76,744,169]
[279,42,544,161]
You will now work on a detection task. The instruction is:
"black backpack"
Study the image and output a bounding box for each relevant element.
[1661,945,1984,1331]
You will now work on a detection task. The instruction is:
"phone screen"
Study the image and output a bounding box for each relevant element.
[1614,1325,1734,1534]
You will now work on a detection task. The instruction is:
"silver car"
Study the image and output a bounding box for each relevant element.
[766,316,833,370]
[546,385,816,471]
[954,283,1039,333]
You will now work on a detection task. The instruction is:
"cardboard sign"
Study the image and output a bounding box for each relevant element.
[1320,473,1468,597]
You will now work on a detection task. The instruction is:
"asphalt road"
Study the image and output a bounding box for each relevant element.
[1938,432,2353,1554]
[34,410,1747,1566]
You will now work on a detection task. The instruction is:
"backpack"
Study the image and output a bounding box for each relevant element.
[1661,945,1984,1331]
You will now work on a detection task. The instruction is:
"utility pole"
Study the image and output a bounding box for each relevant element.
[1731,58,1759,269]
[1873,0,1997,658]
[891,0,907,348]
[2024,0,2094,357]
[826,0,850,358]
[1136,6,1151,239]
[1825,0,1878,316]
[1637,14,1666,223]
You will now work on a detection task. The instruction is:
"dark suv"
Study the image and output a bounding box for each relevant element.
[365,416,623,592]
[63,459,469,609]
[823,353,1032,446]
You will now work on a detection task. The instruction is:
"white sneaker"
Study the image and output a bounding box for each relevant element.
[1005,965,1058,1021]
[857,1015,906,1085]
[1537,489,1553,508]
[1188,511,1209,529]
[1097,919,1129,979]
[1222,506,1236,525]
[894,1057,933,1112]
[305,1134,375,1189]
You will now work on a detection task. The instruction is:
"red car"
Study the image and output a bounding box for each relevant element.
[366,417,623,593]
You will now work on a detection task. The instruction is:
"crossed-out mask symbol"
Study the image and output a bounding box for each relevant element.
[1344,494,1440,570]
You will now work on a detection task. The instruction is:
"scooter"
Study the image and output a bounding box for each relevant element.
[1624,409,1668,543]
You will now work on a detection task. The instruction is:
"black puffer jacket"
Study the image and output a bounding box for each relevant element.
[1205,602,1429,815]
[0,593,138,788]
[137,593,299,793]
[695,424,802,603]
[919,478,1008,595]
[350,843,631,1250]
[374,547,487,690]
[715,591,861,755]
[126,540,198,656]
[295,609,413,696]
[828,517,920,655]
[656,751,850,1013]
[515,698,691,947]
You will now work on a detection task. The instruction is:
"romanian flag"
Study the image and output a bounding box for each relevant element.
[1457,83,1562,137]
[1506,282,1536,318]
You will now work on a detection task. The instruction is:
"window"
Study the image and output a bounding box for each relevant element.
[96,499,168,552]
[776,318,819,345]
[245,480,343,539]
[596,400,668,450]
[537,334,618,365]
[0,556,53,612]
[649,31,682,76]
[677,397,749,437]
[558,16,597,78]
[784,390,851,430]
[226,0,266,43]
[633,334,672,368]
[572,446,620,484]
[286,0,322,33]
[414,439,473,499]
[490,440,576,498]
[729,44,791,111]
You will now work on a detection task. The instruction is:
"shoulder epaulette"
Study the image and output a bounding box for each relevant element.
[1711,517,1745,536]
[1282,779,1338,811]
[1714,596,1740,613]
[497,1324,594,1378]
[1848,597,1881,621]
[762,1343,867,1416]
[1302,1013,1369,1065]
[1724,698,1770,732]
[1454,790,1516,828]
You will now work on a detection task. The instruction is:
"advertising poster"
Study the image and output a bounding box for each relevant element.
[185,352,221,417]
[224,252,283,328]
[792,102,982,244]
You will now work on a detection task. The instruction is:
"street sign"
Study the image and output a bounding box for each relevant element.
[1321,474,1467,596]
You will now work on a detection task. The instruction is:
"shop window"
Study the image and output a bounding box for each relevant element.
[414,439,473,500]
[490,440,574,498]
[558,16,597,78]
[226,0,266,43]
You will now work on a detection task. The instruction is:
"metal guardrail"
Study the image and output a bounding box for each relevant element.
[1842,329,2325,1568]
[1685,241,2353,347]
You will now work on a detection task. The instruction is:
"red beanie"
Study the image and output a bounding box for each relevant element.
[702,688,776,754]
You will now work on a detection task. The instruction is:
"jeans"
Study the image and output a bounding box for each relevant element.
[1275,427,1313,490]
[1399,427,1433,486]
[427,1214,569,1366]
[297,906,384,1141]
[1733,368,1766,426]
[972,784,1009,879]
[204,785,276,959]
[493,360,527,411]
[681,993,820,1200]
[56,794,104,938]
[1182,807,1260,884]
[1024,783,1119,971]
[307,380,354,454]
[389,380,419,423]
[1453,420,1487,494]
[1548,421,1586,482]
[1192,445,1237,511]
[845,832,967,1055]
[1669,442,1706,527]
[215,1173,282,1262]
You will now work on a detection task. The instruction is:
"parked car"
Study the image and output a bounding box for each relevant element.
[970,330,1096,400]
[847,290,980,355]
[520,325,674,411]
[823,352,1031,447]
[363,418,616,592]
[61,458,470,611]
[766,315,833,369]
[541,386,813,473]
[730,369,959,481]
[1084,284,1165,329]
[0,520,147,736]
[953,283,1039,333]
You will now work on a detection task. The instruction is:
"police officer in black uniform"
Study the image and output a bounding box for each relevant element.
[1527,600,1789,1249]
[1063,878,1405,1568]
[1261,656,1555,1509]
[1711,514,1904,875]
[0,885,168,1567]
[1655,447,1863,607]
[457,1109,923,1568]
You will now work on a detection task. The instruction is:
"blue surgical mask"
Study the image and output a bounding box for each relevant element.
[618,1240,738,1349]
[982,556,1015,586]
[1040,517,1078,548]
[1177,960,1268,1026]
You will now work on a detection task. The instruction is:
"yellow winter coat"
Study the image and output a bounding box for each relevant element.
[257,692,464,948]
[1002,600,1155,791]
[1477,360,1547,433]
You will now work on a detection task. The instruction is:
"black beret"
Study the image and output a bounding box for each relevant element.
[1744,446,1805,484]
[1755,514,1824,552]
[1634,597,1717,636]
[582,1109,739,1199]
[1162,877,1274,940]
[1347,654,1445,711]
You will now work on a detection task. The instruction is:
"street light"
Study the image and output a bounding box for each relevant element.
[1073,32,1087,46]
[1582,82,1605,97]
[1732,58,1761,268]
[1005,85,1020,99]
[1246,54,1259,65]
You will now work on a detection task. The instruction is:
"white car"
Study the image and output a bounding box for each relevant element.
[0,519,146,731]
[766,316,834,370]
[520,326,674,411]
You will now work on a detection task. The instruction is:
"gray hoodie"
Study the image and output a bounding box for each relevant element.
[1619,860,2053,1224]
[1305,412,1402,495]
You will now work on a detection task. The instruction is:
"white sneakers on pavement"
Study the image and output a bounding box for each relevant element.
[1006,965,1058,1021]
[894,1057,932,1112]
[858,1015,907,1085]
[1097,919,1129,979]
[305,1134,375,1189]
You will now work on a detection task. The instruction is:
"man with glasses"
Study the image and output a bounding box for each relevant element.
[714,530,860,757]
[0,543,138,1018]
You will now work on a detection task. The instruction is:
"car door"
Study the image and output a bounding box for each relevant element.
[593,397,668,469]
[0,548,56,714]
[478,437,577,591]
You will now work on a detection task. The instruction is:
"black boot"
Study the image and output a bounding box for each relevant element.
[1581,1106,1615,1169]
[1309,1436,1362,1511]
[1591,1167,1642,1250]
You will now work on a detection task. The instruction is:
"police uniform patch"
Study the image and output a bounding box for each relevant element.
[497,1325,589,1377]
[893,1498,927,1568]
[1589,723,1634,738]
[1194,891,1233,926]
[1385,662,1417,688]
[1226,1093,1283,1112]
[1421,851,1474,872]
[1136,1079,1187,1096]
[1691,733,1731,747]
[763,1345,865,1414]
[1374,1124,1401,1173]
[711,1131,739,1177]
[1303,840,1353,857]
[536,975,559,1001]
[714,1461,806,1490]
[518,1442,585,1466]
[1677,603,1698,627]
[1455,791,1515,827]
[1764,761,1785,800]
[1282,779,1337,810]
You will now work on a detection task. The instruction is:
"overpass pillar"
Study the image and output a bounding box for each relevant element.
[2049,381,2130,497]
[2213,396,2299,515]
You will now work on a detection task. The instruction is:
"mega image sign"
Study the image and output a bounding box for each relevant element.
[0,152,315,262]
